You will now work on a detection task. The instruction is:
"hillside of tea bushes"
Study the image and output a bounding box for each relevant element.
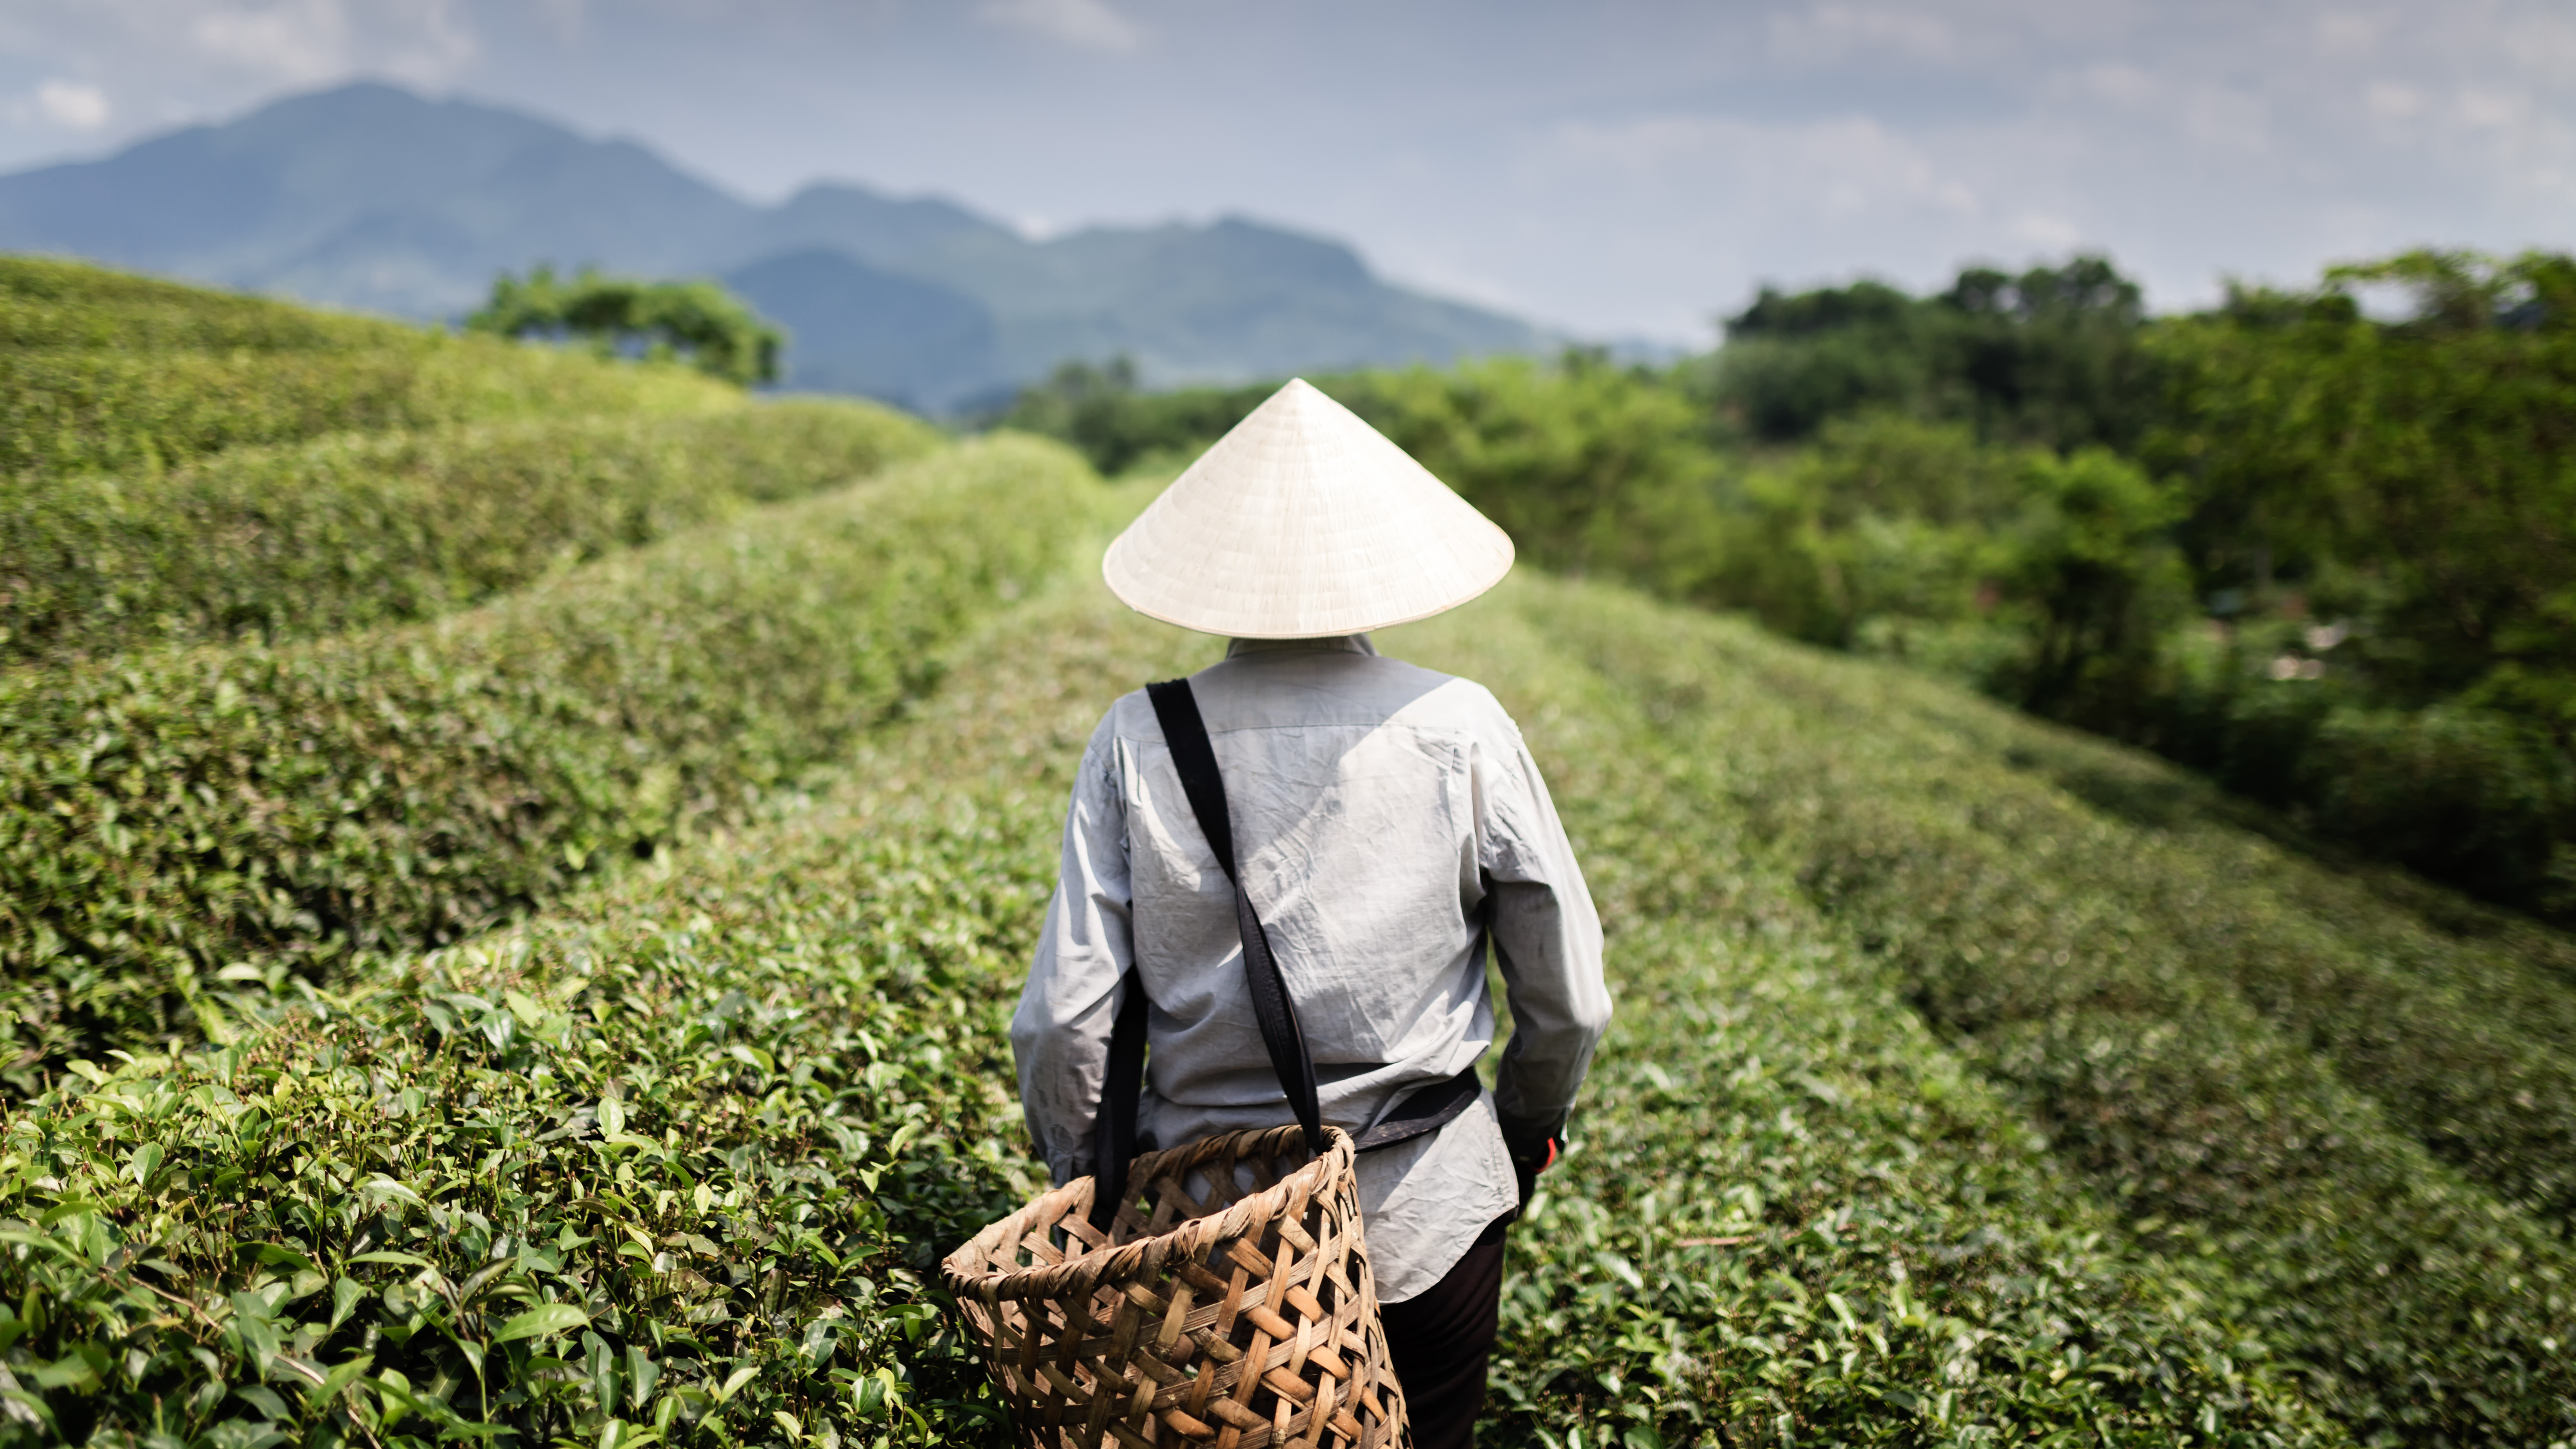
[0,262,1047,1084]
[1,402,937,666]
[0,257,730,481]
[2,266,2572,1448]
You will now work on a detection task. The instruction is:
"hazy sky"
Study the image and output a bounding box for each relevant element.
[1,0,2569,340]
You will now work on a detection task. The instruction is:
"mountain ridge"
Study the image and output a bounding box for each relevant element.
[0,82,1549,410]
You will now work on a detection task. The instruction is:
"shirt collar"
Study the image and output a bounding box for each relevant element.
[1224,633,1378,658]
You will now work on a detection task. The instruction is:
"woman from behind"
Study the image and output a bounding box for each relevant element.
[1014,379,1612,1448]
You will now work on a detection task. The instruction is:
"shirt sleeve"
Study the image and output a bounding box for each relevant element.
[1009,711,1137,1186]
[1477,712,1613,1153]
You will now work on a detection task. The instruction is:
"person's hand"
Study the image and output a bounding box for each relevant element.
[1509,1134,1560,1208]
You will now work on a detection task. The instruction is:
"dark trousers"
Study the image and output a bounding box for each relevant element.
[1382,1215,1509,1449]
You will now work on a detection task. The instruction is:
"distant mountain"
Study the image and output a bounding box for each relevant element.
[0,83,1549,411]
[724,250,1000,413]
[723,184,1009,272]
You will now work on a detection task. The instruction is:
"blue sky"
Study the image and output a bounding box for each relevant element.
[1,0,2569,340]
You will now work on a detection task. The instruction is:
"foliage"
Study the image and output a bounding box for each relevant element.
[989,249,2576,914]
[1401,588,2341,1448]
[0,256,423,353]
[982,358,1275,477]
[1330,354,1727,591]
[0,757,1051,1449]
[0,258,732,484]
[0,502,1176,1449]
[1543,583,2576,1444]
[1704,256,2156,451]
[0,399,939,665]
[0,437,1096,1085]
[2146,250,2576,712]
[2083,249,2576,908]
[20,254,2576,1447]
[1990,447,2194,718]
[1658,248,2576,917]
[467,268,786,388]
[1704,279,1931,440]
[1672,415,2183,683]
[988,351,1735,596]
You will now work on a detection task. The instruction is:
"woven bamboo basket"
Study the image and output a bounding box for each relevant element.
[943,1124,1407,1449]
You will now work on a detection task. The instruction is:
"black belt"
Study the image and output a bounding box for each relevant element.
[1348,1064,1484,1152]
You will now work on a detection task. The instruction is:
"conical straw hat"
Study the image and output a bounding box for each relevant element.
[1102,379,1515,637]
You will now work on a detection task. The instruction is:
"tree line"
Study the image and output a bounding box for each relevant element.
[991,250,2576,918]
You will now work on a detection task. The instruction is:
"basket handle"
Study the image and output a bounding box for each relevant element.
[1088,679,1326,1232]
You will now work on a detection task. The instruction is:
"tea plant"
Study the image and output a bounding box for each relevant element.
[0,567,2349,1447]
[0,256,732,483]
[0,437,1094,1081]
[0,399,938,664]
[1537,583,2576,1444]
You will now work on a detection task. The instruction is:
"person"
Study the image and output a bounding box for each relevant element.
[1011,378,1612,1449]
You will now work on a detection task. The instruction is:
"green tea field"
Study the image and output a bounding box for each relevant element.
[2,263,2571,1448]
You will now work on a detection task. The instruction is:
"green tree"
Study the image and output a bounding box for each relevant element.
[1702,257,2155,451]
[1689,416,2018,650]
[2148,251,2576,714]
[990,357,1276,476]
[1704,280,1942,441]
[1941,255,2156,451]
[1332,352,1727,593]
[1996,447,2190,719]
[467,266,784,386]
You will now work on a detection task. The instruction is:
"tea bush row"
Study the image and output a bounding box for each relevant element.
[1537,587,2576,1444]
[0,258,736,483]
[0,256,425,354]
[1817,712,2576,1228]
[1,399,940,664]
[0,340,736,484]
[0,758,1054,1449]
[1401,588,2342,1448]
[0,435,1095,1085]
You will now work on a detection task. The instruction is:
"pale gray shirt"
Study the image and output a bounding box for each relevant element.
[1011,634,1611,1301]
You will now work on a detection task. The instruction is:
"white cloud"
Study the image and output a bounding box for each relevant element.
[0,0,477,92]
[2498,11,2576,83]
[2178,85,2272,154]
[535,0,586,44]
[2366,81,2423,120]
[2313,11,2386,57]
[1770,3,1961,64]
[374,0,475,85]
[0,0,2571,337]
[190,0,352,83]
[2458,88,2522,129]
[2007,210,2083,249]
[32,79,110,129]
[977,0,1141,54]
[2080,63,2156,108]
[1542,112,1983,223]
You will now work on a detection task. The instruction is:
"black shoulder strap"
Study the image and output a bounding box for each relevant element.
[1146,678,1326,1152]
[1088,679,1324,1231]
[1087,967,1149,1233]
